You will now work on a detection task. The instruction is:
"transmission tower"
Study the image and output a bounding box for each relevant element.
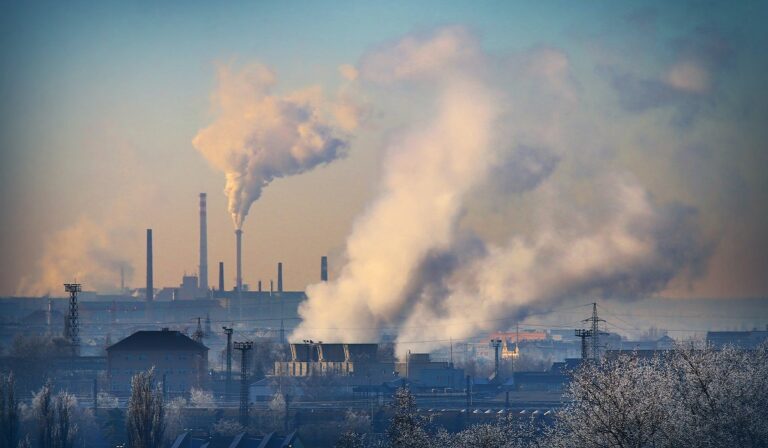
[63,283,81,356]
[223,327,233,401]
[234,340,253,426]
[192,317,204,343]
[584,303,607,362]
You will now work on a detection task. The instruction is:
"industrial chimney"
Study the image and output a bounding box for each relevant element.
[277,262,283,292]
[235,229,243,292]
[199,193,209,291]
[146,229,153,302]
[218,261,225,292]
[321,256,328,282]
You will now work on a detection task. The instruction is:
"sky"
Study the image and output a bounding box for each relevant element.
[0,0,766,318]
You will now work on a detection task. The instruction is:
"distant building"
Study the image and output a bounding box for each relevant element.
[107,329,208,396]
[706,330,768,349]
[397,353,465,389]
[275,343,394,381]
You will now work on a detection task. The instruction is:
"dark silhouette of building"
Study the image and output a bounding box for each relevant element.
[107,328,208,395]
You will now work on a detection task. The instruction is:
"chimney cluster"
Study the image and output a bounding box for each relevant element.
[142,194,333,300]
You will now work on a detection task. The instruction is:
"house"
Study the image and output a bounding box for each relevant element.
[107,328,208,396]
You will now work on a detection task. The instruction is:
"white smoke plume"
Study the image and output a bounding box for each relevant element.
[193,63,354,229]
[293,26,708,357]
[293,27,500,343]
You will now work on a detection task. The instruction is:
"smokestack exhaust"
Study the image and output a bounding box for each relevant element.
[146,229,153,302]
[321,256,328,282]
[199,193,209,291]
[219,262,224,292]
[277,262,283,292]
[235,229,243,292]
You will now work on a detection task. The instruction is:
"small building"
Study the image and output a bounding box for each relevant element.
[706,330,768,350]
[106,328,208,396]
[397,353,465,390]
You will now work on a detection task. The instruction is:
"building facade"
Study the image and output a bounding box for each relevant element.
[107,329,208,396]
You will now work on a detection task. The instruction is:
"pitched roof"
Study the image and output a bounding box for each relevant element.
[107,330,208,352]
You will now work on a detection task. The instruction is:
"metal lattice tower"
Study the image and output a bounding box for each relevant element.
[233,341,253,426]
[223,327,233,400]
[63,283,81,356]
[583,302,607,362]
[192,317,204,343]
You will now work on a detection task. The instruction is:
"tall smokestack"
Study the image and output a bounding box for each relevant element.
[219,262,225,292]
[277,262,283,292]
[321,256,328,282]
[146,229,153,302]
[199,193,209,291]
[235,229,243,292]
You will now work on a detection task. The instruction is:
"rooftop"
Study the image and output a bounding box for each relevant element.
[107,329,208,352]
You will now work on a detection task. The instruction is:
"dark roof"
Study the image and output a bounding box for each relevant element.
[107,330,208,352]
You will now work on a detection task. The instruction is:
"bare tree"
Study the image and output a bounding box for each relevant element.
[126,368,165,448]
[0,372,19,448]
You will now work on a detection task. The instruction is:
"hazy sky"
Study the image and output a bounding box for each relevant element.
[1,0,766,302]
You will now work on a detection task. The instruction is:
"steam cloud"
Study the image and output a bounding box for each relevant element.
[193,63,353,229]
[292,27,708,357]
[17,216,135,296]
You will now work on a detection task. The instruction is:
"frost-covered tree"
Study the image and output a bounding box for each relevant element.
[163,397,187,443]
[189,388,214,407]
[126,368,164,448]
[548,343,768,448]
[0,372,19,448]
[335,430,365,448]
[386,387,431,448]
[33,382,54,448]
[29,383,79,448]
[52,391,77,448]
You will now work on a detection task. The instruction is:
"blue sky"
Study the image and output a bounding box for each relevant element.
[1,0,766,304]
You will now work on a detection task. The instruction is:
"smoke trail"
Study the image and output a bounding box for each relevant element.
[193,63,354,229]
[292,27,709,357]
[293,27,499,343]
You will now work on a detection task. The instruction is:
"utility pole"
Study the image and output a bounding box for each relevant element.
[234,341,254,427]
[223,327,233,401]
[575,329,592,361]
[63,283,81,356]
[490,339,502,382]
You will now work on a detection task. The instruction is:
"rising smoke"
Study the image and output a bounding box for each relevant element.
[292,27,709,357]
[193,63,356,229]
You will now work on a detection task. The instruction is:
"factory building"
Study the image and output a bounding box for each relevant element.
[107,329,208,396]
[274,343,394,381]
